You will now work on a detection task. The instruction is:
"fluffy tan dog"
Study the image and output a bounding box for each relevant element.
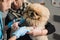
[23,3,50,40]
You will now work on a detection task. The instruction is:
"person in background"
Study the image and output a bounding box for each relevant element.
[0,0,30,40]
[0,0,14,40]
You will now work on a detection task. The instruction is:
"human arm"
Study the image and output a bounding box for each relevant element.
[9,26,30,40]
[9,36,16,40]
[28,22,56,36]
[5,15,25,30]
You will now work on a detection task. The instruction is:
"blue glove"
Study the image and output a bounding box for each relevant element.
[7,17,25,28]
[12,26,30,39]
[16,17,25,24]
[7,21,13,28]
[19,18,25,24]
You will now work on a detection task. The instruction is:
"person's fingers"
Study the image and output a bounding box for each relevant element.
[11,22,19,30]
[12,26,18,30]
[27,31,33,36]
[27,30,33,34]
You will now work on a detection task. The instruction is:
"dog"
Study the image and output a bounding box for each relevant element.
[23,3,50,40]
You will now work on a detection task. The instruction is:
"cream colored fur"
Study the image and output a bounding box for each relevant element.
[23,3,50,40]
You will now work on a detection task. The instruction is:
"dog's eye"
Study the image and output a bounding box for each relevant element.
[30,12,34,17]
[35,13,39,16]
[28,10,34,17]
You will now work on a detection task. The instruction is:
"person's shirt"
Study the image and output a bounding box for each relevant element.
[5,2,29,25]
[45,22,55,35]
[0,11,3,40]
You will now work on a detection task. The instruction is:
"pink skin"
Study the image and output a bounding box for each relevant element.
[0,0,14,12]
[12,0,24,9]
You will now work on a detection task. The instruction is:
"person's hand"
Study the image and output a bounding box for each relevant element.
[28,27,48,37]
[12,26,30,39]
[28,28,42,36]
[8,36,16,40]
[11,22,19,30]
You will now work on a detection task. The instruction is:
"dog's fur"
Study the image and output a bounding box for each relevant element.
[23,3,50,40]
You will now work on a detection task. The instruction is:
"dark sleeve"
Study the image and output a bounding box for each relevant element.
[45,22,56,35]
[5,14,12,39]
[5,14,11,25]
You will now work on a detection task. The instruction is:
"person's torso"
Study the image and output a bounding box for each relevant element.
[5,2,32,40]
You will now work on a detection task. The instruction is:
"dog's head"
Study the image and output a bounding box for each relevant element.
[23,7,42,26]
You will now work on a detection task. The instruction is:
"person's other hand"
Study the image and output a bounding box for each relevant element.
[12,26,30,39]
[28,28,42,36]
[11,22,19,30]
[28,27,48,36]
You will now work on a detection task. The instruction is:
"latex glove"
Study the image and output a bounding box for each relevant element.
[7,17,25,28]
[12,26,30,39]
[7,21,13,28]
